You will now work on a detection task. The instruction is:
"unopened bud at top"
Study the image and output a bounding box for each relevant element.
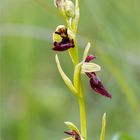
[64,0,75,18]
[54,0,66,16]
[54,0,75,18]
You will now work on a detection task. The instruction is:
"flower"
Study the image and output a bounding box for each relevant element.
[85,55,112,98]
[63,121,84,140]
[52,25,74,51]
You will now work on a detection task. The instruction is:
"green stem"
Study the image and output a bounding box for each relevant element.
[68,38,79,66]
[66,7,87,137]
[73,39,87,139]
[78,81,87,139]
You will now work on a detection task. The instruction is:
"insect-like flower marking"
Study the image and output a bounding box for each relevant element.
[85,55,112,99]
[52,25,75,51]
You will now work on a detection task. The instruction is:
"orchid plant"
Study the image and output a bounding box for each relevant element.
[52,0,112,139]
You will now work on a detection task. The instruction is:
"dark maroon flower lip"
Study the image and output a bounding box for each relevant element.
[85,55,112,99]
[64,130,81,140]
[52,39,74,51]
[89,73,112,98]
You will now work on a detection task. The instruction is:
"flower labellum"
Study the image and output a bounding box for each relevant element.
[52,25,75,51]
[85,55,112,99]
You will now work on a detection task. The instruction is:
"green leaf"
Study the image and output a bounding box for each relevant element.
[55,54,77,96]
[111,133,135,140]
[100,113,106,140]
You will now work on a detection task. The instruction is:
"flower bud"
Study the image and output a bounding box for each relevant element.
[54,0,63,8]
[64,0,75,18]
[54,0,66,17]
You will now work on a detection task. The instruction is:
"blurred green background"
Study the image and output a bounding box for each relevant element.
[0,0,140,140]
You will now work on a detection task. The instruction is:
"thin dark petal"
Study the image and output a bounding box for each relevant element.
[85,54,96,62]
[89,74,112,99]
[64,131,81,140]
[64,131,73,136]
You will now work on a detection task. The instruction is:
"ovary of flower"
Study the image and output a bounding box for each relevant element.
[81,62,101,73]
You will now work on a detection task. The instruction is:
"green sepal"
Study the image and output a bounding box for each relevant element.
[55,54,78,96]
